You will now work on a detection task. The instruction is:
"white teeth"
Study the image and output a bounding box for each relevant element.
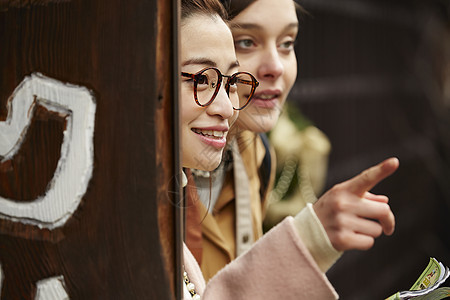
[213,130,224,137]
[192,129,225,138]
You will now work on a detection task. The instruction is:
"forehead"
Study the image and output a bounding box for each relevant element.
[232,0,298,29]
[181,14,237,70]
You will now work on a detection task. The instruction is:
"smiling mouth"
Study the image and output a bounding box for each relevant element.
[254,93,280,100]
[191,128,226,139]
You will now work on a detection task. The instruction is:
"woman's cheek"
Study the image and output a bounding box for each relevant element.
[235,52,259,75]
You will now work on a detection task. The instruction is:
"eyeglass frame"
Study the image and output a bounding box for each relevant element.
[181,67,259,111]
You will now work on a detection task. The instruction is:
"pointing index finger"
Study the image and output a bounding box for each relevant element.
[345,157,399,196]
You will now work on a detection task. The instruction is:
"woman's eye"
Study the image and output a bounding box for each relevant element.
[279,40,295,51]
[197,74,209,85]
[235,39,255,50]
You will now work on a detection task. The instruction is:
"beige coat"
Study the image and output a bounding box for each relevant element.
[186,130,276,281]
[184,217,338,299]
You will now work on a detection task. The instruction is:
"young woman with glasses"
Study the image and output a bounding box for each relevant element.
[185,0,401,290]
[179,0,345,298]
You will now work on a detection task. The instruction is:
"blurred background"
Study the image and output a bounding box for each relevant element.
[291,0,450,298]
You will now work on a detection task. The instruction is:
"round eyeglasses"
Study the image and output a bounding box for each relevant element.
[181,67,259,110]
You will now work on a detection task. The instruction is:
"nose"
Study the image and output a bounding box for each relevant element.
[257,46,284,80]
[206,85,234,120]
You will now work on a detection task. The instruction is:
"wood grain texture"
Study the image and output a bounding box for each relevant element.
[0,0,179,298]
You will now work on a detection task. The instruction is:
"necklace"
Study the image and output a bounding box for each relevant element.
[184,270,201,300]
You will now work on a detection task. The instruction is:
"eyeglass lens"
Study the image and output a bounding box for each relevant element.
[195,68,255,110]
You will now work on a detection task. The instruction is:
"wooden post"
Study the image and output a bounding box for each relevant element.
[0,0,181,298]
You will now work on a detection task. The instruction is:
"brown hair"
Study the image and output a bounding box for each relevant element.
[219,0,256,19]
[221,0,307,20]
[181,0,228,21]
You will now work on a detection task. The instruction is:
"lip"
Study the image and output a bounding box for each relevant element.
[250,89,282,109]
[191,125,229,149]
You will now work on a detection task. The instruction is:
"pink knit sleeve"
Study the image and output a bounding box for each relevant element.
[202,216,339,299]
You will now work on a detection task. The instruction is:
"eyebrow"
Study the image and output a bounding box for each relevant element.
[230,22,299,32]
[182,57,240,72]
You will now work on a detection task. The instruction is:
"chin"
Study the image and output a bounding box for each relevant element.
[237,112,280,133]
[185,153,222,171]
[196,160,221,172]
[205,161,221,171]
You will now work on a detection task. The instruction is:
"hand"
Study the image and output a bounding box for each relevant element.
[313,157,400,251]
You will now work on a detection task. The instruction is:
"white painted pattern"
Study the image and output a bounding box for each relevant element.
[0,73,96,229]
[35,276,69,300]
[0,262,70,299]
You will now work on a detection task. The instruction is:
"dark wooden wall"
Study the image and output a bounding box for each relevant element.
[0,0,181,299]
[295,0,450,298]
